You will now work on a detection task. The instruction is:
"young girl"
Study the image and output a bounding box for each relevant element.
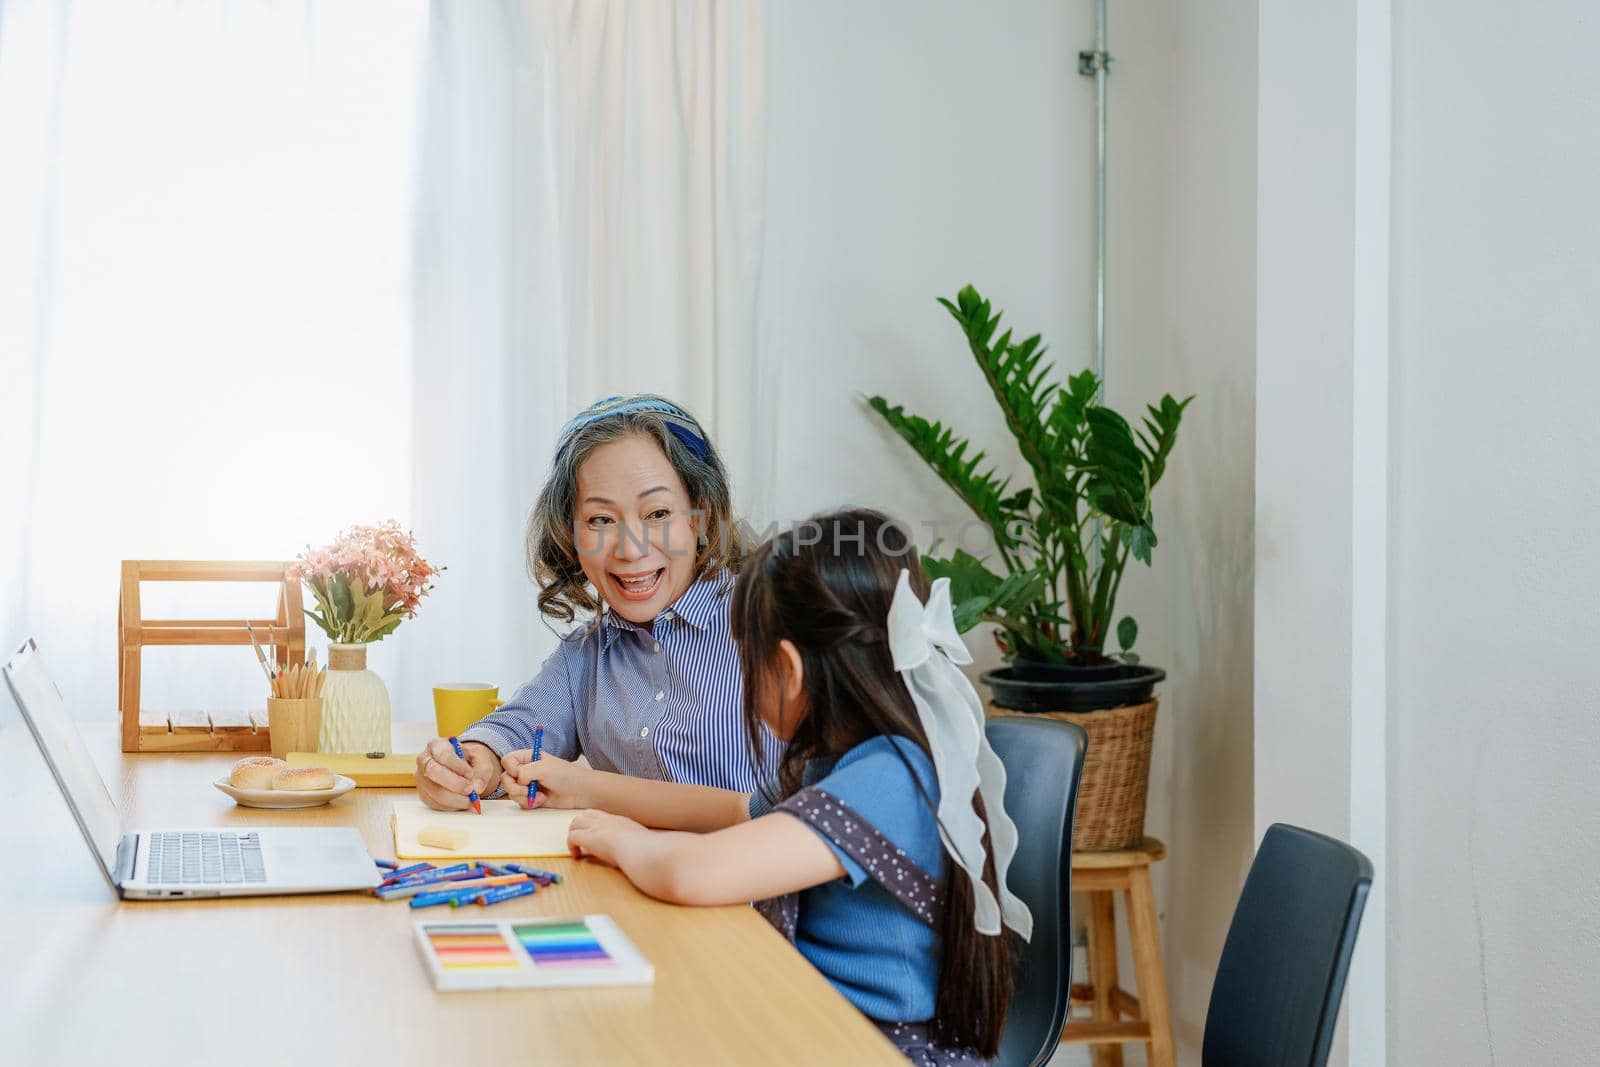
[414,394,777,810]
[503,509,1033,1064]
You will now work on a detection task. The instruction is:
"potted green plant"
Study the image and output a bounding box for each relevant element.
[865,284,1191,848]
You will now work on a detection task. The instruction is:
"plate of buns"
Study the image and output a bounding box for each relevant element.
[214,756,356,808]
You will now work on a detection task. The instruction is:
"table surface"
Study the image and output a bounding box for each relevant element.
[0,722,903,1066]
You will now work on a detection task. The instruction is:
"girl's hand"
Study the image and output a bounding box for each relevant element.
[500,750,592,810]
[567,809,649,866]
[415,738,499,811]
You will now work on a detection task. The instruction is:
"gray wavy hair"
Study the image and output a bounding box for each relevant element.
[527,400,744,623]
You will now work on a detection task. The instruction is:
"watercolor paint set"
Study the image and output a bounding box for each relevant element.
[414,915,654,991]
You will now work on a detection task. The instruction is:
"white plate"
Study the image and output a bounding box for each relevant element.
[213,774,358,808]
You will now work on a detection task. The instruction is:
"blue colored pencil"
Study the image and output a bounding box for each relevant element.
[448,736,482,814]
[503,863,562,885]
[475,881,539,907]
[410,886,491,909]
[380,862,434,885]
[377,864,475,895]
[526,725,545,809]
[374,858,398,870]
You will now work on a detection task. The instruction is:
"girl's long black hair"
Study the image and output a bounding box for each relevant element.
[730,507,1014,1056]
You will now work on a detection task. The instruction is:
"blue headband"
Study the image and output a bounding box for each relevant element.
[554,395,710,462]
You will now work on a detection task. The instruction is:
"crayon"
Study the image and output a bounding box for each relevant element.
[448,736,482,814]
[475,881,540,907]
[381,862,434,884]
[503,863,562,885]
[379,874,530,901]
[526,725,544,810]
[410,886,490,909]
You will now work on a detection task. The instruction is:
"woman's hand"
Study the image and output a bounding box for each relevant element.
[414,737,500,811]
[567,809,649,867]
[500,750,592,810]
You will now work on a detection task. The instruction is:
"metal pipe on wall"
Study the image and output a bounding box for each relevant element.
[1079,0,1110,388]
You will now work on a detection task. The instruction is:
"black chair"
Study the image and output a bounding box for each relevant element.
[986,716,1088,1067]
[1202,823,1374,1067]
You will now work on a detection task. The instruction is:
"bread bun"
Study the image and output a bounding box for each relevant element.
[229,756,286,789]
[272,766,335,791]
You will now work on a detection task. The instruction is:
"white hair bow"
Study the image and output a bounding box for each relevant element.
[888,569,1033,940]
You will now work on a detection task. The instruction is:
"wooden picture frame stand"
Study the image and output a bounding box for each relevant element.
[118,560,306,753]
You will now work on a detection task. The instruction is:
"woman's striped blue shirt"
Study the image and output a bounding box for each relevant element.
[461,573,780,792]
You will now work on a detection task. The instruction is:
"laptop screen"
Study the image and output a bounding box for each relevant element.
[3,640,126,884]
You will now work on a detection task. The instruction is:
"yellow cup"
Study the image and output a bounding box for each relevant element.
[432,683,504,739]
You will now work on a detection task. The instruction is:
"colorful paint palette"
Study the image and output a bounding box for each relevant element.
[424,924,520,971]
[415,915,654,991]
[514,920,614,968]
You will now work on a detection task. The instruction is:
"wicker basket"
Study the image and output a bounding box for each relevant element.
[989,699,1158,851]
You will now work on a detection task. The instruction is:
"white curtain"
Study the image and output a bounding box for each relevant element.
[0,0,65,668]
[0,1,427,719]
[0,0,769,723]
[398,0,771,708]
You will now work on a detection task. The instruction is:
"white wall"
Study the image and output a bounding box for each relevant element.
[1388,0,1600,1061]
[1257,0,1600,1061]
[759,0,1090,532]
[762,3,1258,1064]
[1112,0,1258,1059]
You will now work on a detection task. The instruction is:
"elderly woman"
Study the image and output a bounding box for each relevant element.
[415,395,774,810]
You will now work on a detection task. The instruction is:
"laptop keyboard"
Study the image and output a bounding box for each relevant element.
[145,831,267,885]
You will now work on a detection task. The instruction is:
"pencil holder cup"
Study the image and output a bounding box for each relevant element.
[267,697,324,760]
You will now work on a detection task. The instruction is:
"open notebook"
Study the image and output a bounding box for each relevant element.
[391,797,579,859]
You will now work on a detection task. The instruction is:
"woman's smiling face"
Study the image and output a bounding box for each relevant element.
[574,434,704,625]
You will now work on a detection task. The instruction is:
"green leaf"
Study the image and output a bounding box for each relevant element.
[956,283,983,317]
[302,608,336,641]
[1139,393,1194,488]
[329,575,354,630]
[921,549,1004,604]
[921,551,1047,638]
[344,581,394,643]
[346,583,372,641]
[865,397,1016,550]
[1068,368,1099,404]
[303,580,341,638]
[998,486,1034,513]
[1082,407,1149,525]
[953,596,991,632]
[937,286,1067,513]
[1127,522,1157,565]
[1117,615,1138,651]
[987,568,1047,617]
[368,614,404,642]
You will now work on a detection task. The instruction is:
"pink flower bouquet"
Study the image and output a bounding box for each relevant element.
[290,521,441,644]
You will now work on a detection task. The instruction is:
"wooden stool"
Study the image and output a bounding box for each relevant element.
[1061,837,1176,1067]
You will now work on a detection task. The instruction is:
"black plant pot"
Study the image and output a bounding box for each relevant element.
[981,659,1167,712]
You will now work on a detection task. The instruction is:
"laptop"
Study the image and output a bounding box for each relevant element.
[3,639,381,899]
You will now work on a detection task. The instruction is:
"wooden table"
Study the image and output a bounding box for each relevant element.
[0,722,903,1066]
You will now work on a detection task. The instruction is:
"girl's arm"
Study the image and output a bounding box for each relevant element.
[501,753,750,833]
[567,809,846,905]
